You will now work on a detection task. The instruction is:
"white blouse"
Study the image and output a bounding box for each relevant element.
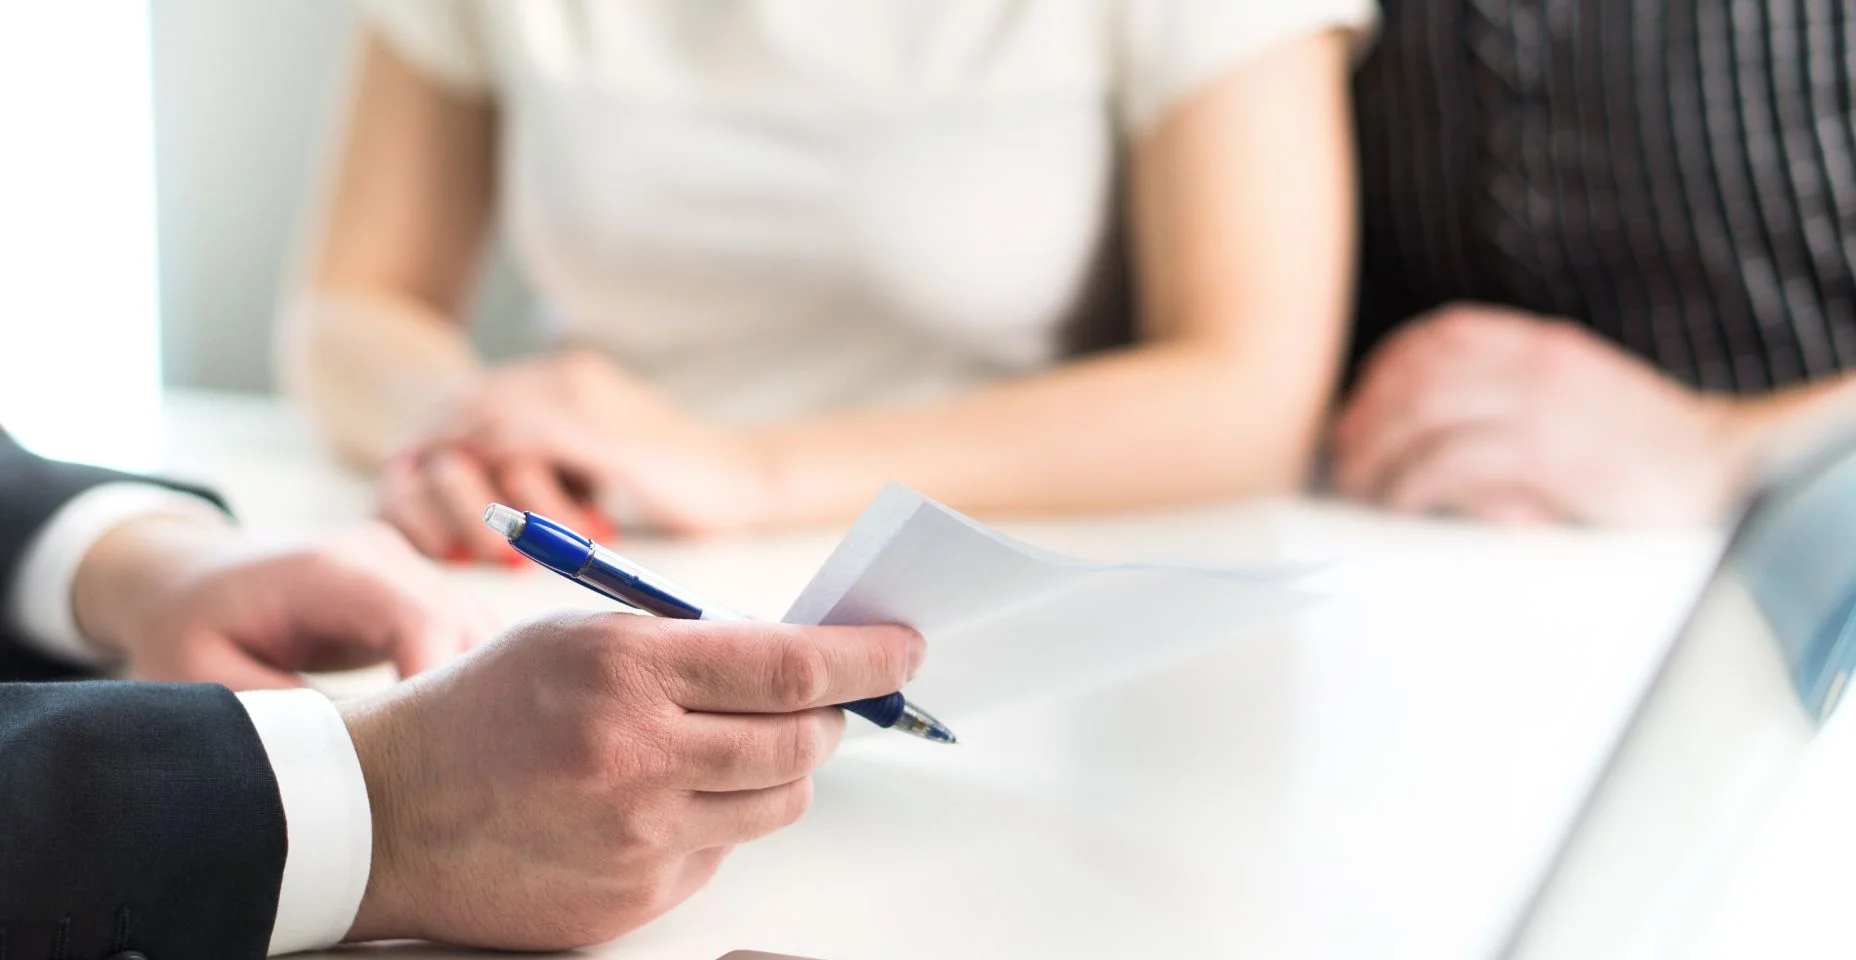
[360,0,1376,425]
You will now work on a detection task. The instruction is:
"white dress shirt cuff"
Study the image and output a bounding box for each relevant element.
[6,482,229,666]
[236,689,374,956]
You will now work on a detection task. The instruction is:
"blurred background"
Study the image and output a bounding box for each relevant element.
[8,0,1850,536]
[0,1,529,463]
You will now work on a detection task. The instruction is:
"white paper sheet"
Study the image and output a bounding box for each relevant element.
[784,484,1315,722]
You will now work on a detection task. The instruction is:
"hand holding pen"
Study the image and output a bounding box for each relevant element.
[484,504,957,743]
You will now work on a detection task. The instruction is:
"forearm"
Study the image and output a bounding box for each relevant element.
[748,338,1334,526]
[280,290,483,467]
[284,32,498,467]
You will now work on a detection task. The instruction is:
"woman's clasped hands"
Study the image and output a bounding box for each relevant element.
[377,349,782,563]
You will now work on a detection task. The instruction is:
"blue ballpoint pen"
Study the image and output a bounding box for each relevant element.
[483,504,957,744]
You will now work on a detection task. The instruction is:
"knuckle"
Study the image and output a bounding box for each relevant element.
[586,615,660,690]
[536,610,603,655]
[784,715,832,774]
[610,799,678,854]
[777,777,816,829]
[561,719,617,783]
[631,866,684,917]
[524,611,656,698]
[769,639,830,709]
[608,724,679,785]
[707,724,756,776]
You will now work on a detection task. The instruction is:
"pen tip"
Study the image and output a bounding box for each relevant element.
[483,503,527,539]
[893,703,959,744]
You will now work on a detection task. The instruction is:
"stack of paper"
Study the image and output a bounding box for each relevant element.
[785,484,1314,723]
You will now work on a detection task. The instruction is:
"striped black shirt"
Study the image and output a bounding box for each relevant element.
[1352,0,1856,393]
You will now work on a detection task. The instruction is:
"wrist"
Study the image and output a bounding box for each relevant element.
[1695,389,1844,516]
[285,291,485,467]
[70,515,233,655]
[338,693,415,944]
[1711,386,1856,505]
[1707,391,1813,474]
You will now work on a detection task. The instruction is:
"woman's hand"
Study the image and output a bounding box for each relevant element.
[378,350,780,561]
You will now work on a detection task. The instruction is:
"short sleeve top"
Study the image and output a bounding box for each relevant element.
[359,0,1377,423]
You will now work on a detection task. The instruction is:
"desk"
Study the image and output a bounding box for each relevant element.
[139,391,1855,959]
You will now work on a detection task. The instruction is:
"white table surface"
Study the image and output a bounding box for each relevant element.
[125,391,1856,959]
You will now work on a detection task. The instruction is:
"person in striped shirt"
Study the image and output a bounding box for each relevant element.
[1332,0,1856,525]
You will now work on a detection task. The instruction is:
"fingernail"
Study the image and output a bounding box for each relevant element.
[907,631,928,679]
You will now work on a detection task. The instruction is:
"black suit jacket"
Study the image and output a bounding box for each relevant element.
[0,429,288,959]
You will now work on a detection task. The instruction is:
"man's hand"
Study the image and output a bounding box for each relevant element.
[338,615,925,951]
[1331,304,1760,525]
[72,518,494,688]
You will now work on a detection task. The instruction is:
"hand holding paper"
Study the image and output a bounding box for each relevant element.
[786,485,1314,726]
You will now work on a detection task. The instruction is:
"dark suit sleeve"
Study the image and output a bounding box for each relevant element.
[0,682,288,959]
[0,427,226,681]
[0,431,284,957]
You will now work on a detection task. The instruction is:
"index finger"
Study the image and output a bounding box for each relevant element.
[654,621,927,714]
[425,449,518,562]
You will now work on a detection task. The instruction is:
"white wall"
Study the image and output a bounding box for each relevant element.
[151,0,530,392]
[0,3,163,466]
